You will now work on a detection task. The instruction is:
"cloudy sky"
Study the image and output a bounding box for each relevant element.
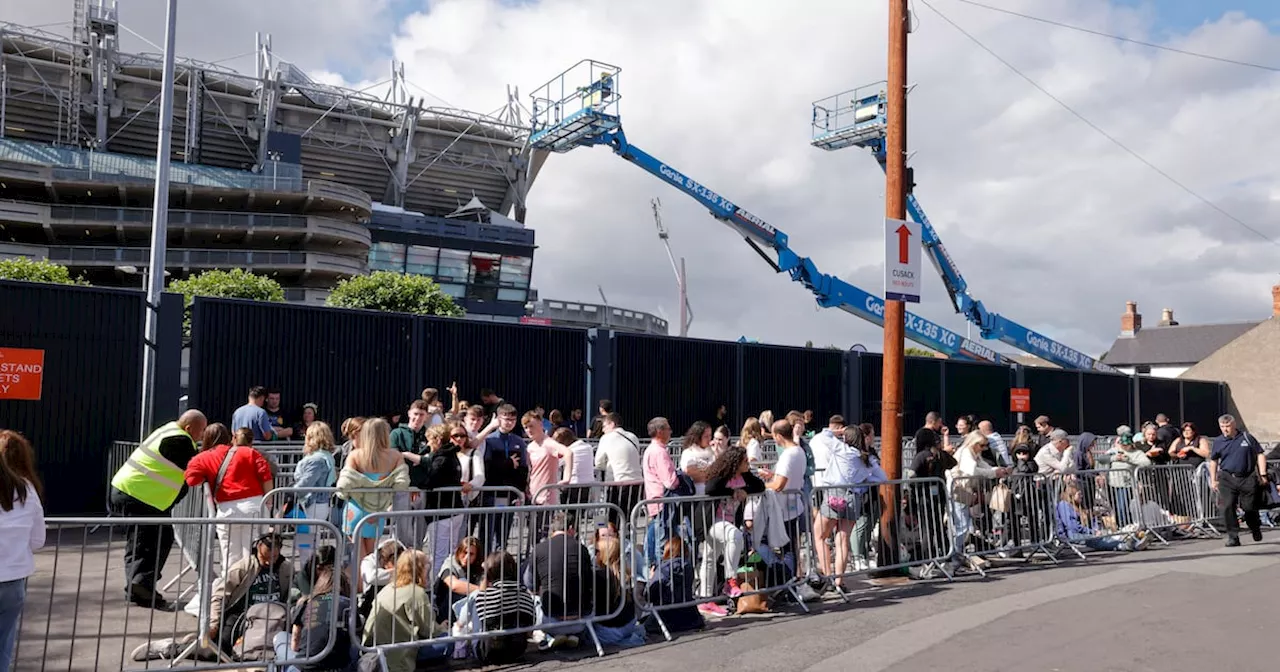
[10,0,1280,358]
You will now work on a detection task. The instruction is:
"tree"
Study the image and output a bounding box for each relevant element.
[169,268,285,336]
[905,346,940,358]
[804,340,814,348]
[0,257,85,285]
[326,271,464,317]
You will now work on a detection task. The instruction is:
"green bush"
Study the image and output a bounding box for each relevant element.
[326,271,464,317]
[0,257,85,285]
[169,269,285,336]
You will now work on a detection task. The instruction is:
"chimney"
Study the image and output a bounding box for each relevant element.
[1121,301,1142,337]
[1159,308,1178,327]
[1273,284,1280,318]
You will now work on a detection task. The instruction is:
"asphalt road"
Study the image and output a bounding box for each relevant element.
[535,537,1279,672]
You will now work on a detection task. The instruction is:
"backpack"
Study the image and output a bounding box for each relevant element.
[232,601,289,661]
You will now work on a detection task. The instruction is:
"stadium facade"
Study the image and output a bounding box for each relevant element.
[0,5,542,319]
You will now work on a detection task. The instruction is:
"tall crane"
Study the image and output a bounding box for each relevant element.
[528,61,1005,364]
[651,197,693,337]
[811,84,1118,372]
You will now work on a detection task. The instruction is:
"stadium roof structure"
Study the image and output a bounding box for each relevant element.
[0,5,545,220]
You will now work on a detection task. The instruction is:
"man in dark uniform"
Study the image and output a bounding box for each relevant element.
[1155,413,1180,450]
[108,409,207,609]
[1208,413,1267,547]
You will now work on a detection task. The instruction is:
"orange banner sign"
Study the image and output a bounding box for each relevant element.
[1010,387,1031,413]
[0,347,45,400]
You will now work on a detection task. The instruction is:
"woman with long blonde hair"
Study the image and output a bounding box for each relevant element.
[292,421,337,564]
[364,550,437,672]
[338,418,409,587]
[739,417,764,463]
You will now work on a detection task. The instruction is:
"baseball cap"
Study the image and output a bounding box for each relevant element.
[1116,425,1134,445]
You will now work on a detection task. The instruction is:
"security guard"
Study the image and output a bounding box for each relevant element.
[1208,413,1266,547]
[108,409,207,609]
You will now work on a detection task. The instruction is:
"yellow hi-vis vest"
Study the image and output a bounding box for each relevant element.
[110,421,193,511]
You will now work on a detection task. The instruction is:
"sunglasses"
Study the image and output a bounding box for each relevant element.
[451,433,468,439]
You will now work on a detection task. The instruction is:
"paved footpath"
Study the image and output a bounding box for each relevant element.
[538,538,1279,672]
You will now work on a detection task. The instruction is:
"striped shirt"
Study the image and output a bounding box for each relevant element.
[474,581,538,630]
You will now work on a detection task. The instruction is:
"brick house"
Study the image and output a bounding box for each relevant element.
[1181,286,1280,440]
[1102,302,1260,378]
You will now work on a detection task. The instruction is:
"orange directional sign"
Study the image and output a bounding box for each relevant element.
[1010,387,1031,413]
[0,347,45,400]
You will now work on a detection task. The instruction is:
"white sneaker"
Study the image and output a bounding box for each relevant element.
[854,558,869,572]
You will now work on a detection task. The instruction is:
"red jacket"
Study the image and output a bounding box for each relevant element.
[184,444,273,503]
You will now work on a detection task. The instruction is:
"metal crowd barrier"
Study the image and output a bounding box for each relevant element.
[810,478,954,598]
[348,502,628,661]
[532,480,645,533]
[1133,463,1217,543]
[628,491,811,641]
[948,472,1060,569]
[18,516,345,672]
[36,447,1236,670]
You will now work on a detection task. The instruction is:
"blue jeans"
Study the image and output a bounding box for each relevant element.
[642,520,662,580]
[594,619,646,648]
[0,579,24,672]
[1069,532,1125,552]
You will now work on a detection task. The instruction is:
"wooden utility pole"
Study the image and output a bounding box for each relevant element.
[881,0,908,480]
[876,0,910,575]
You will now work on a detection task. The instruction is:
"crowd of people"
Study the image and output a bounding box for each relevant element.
[3,385,1274,671]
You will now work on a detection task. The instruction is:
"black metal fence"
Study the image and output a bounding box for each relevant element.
[1,288,1228,514]
[189,297,589,429]
[0,280,182,515]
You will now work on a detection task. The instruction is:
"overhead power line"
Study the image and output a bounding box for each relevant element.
[918,0,1280,248]
[945,0,1280,72]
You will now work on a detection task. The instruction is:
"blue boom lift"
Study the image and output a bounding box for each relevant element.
[528,61,1005,364]
[812,83,1118,372]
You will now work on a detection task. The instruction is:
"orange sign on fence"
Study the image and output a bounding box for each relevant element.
[1010,387,1031,413]
[0,347,45,400]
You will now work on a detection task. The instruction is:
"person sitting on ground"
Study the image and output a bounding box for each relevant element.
[472,551,539,665]
[363,550,441,672]
[1055,482,1147,553]
[208,532,296,658]
[528,512,593,650]
[272,545,356,672]
[433,537,483,630]
[591,535,647,648]
[358,537,404,621]
[645,537,704,634]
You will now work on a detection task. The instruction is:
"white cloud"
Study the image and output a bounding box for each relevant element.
[378,0,1280,356]
[9,0,1280,358]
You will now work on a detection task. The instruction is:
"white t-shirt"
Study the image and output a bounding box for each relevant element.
[773,445,808,520]
[567,440,597,484]
[679,446,715,473]
[745,438,763,462]
[680,446,715,495]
